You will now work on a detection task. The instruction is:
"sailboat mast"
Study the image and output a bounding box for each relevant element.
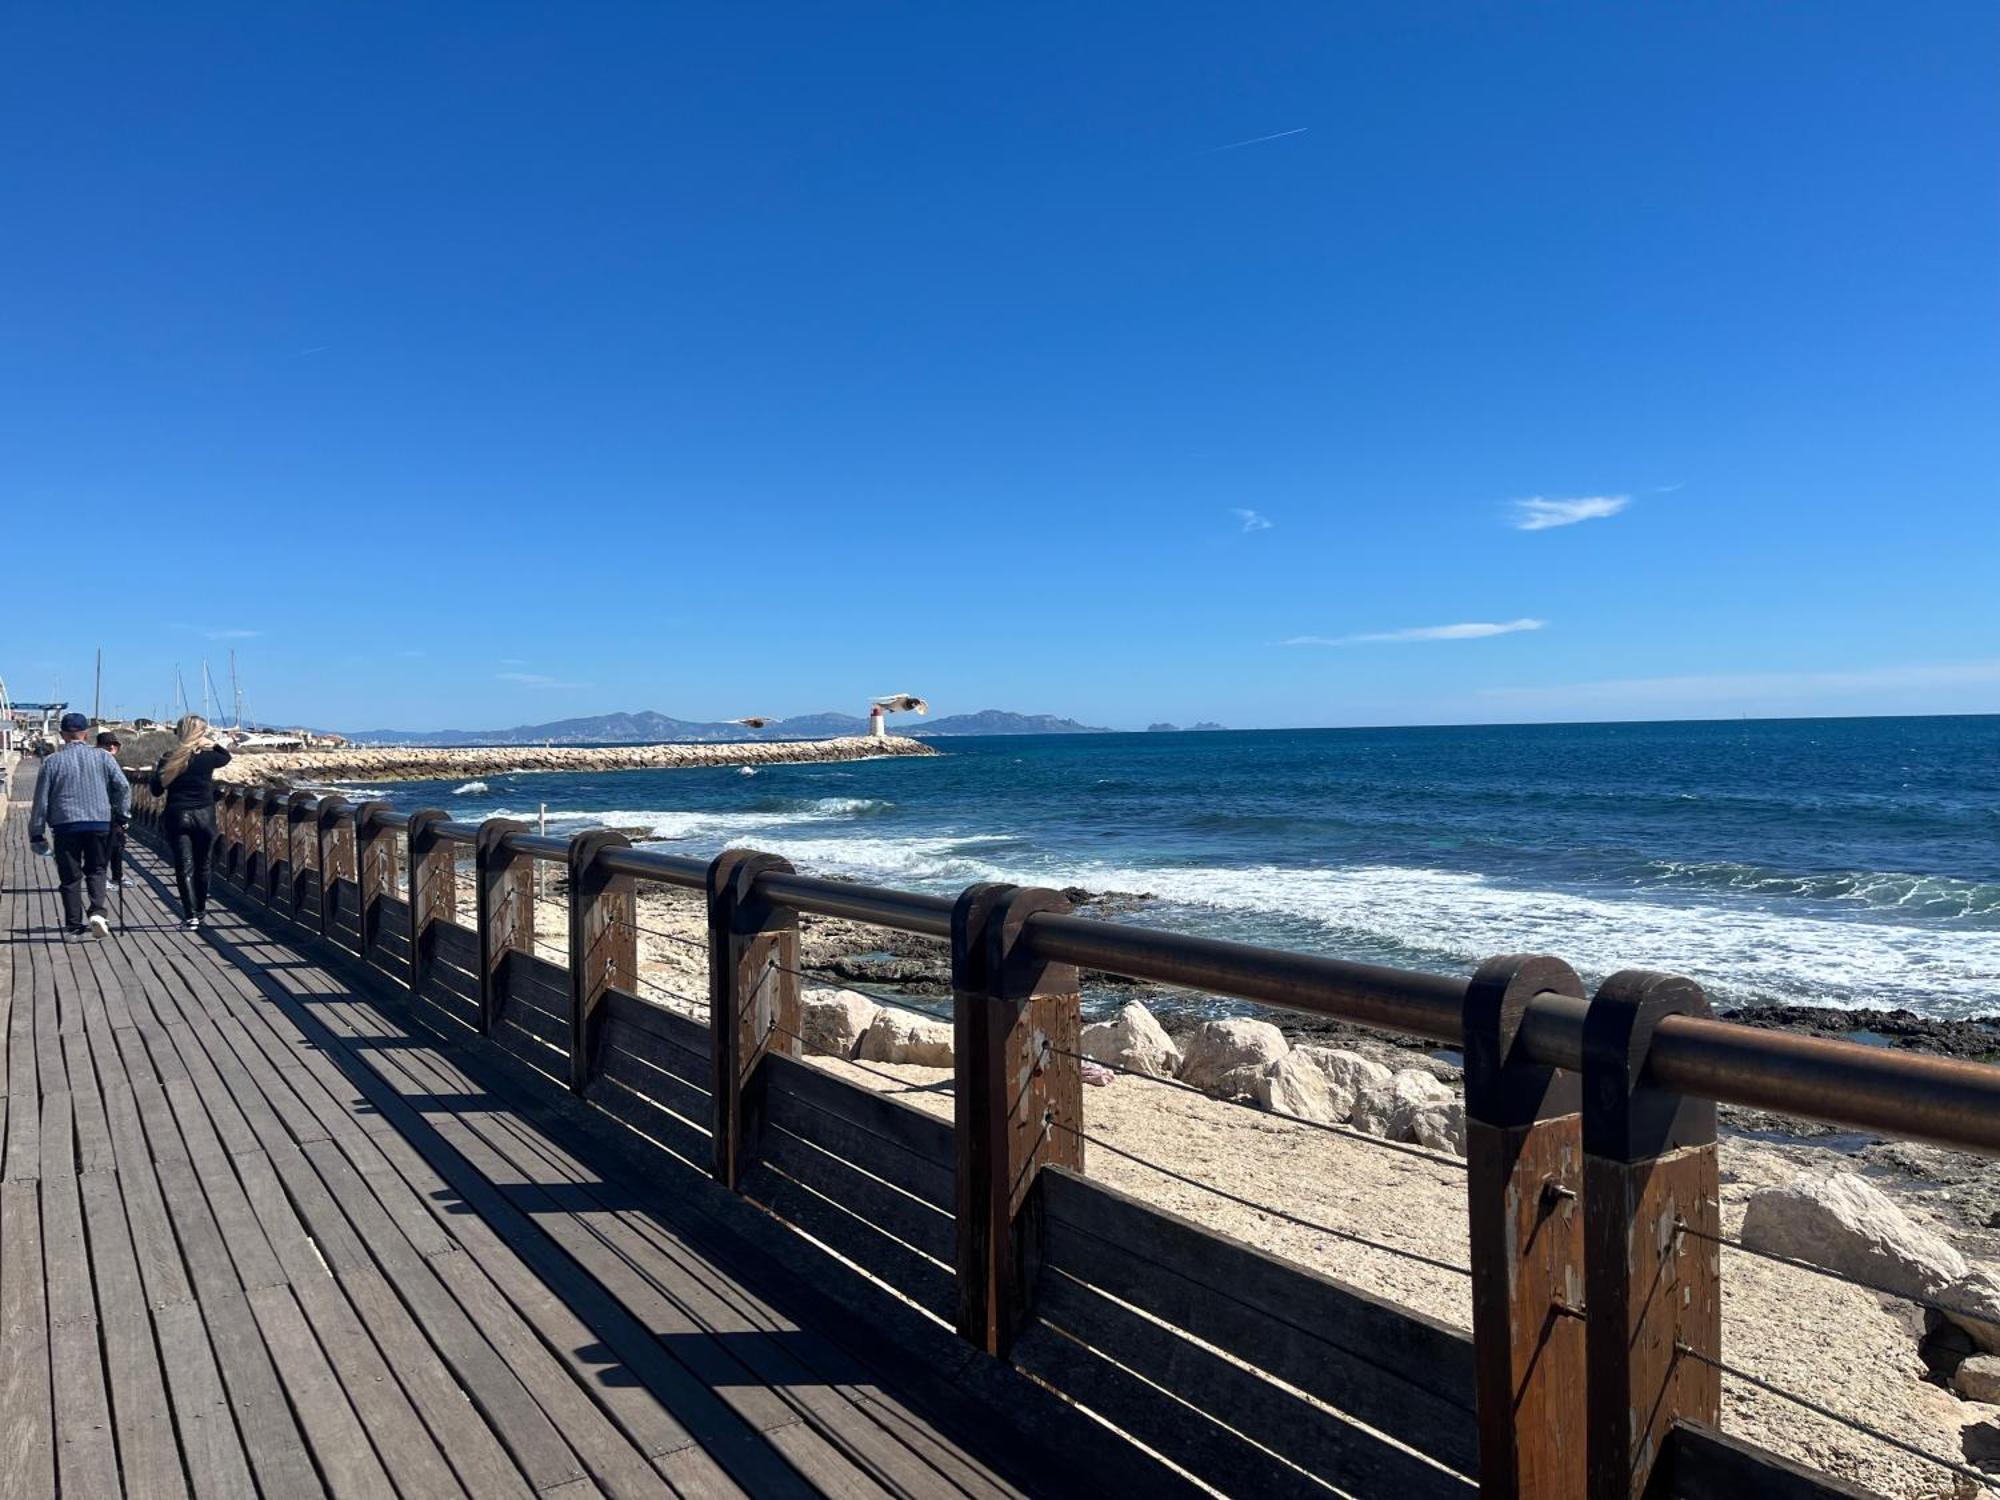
[230,651,243,729]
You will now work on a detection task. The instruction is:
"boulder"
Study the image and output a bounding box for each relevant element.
[1408,1098,1467,1155]
[1954,1354,2000,1404]
[1252,1047,1389,1125]
[856,1010,954,1068]
[800,987,877,1059]
[1940,1269,2000,1355]
[1080,1002,1181,1080]
[1739,1174,1968,1308]
[1351,1070,1455,1141]
[1206,1064,1270,1102]
[1178,1019,1288,1092]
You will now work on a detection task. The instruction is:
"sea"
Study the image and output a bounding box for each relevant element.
[344,716,2000,1019]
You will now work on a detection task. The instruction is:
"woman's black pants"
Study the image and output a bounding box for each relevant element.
[162,806,218,918]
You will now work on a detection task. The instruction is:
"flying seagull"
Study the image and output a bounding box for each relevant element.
[731,717,775,730]
[872,694,928,716]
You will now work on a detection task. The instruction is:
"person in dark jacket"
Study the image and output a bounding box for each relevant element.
[96,731,128,888]
[149,714,233,930]
[29,712,132,938]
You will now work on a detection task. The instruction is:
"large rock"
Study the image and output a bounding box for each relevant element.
[1252,1047,1390,1125]
[1178,1018,1288,1092]
[1954,1353,2000,1404]
[1080,1002,1181,1080]
[800,987,877,1059]
[1408,1098,1467,1155]
[1740,1173,1968,1306]
[1940,1269,2000,1355]
[1351,1070,1455,1141]
[856,1010,954,1068]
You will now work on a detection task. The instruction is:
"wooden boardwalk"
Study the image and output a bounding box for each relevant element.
[0,768,1063,1500]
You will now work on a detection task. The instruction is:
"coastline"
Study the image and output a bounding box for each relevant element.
[218,733,937,787]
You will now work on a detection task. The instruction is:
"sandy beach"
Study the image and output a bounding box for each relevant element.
[489,873,2000,1500]
[217,733,935,787]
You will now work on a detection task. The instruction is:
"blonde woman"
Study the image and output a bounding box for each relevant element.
[149,714,232,929]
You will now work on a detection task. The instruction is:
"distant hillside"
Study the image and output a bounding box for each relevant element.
[1147,721,1229,732]
[911,709,1113,737]
[345,706,1117,744]
[347,709,870,746]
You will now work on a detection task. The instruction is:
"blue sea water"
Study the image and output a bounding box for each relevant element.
[351,716,2000,1017]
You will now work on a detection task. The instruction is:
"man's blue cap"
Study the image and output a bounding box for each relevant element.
[59,711,90,733]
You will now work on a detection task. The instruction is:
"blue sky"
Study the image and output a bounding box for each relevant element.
[4,3,1996,731]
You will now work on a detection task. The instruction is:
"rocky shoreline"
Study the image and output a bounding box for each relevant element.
[218,733,937,788]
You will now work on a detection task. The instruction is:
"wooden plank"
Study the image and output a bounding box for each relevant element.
[1653,1421,1882,1500]
[431,920,479,973]
[42,1141,123,1499]
[1041,1166,1477,1418]
[595,1028,710,1117]
[596,1012,707,1095]
[1034,1270,1473,1498]
[600,988,709,1057]
[78,1172,190,1500]
[506,951,571,1016]
[763,1053,955,1212]
[588,1073,714,1169]
[740,1153,956,1320]
[761,1124,954,1264]
[0,1179,55,1500]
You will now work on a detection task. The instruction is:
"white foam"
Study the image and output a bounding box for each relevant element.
[452,780,489,796]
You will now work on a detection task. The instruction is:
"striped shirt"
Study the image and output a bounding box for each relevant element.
[29,741,132,838]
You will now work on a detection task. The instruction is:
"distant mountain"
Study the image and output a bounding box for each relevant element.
[346,709,871,746]
[345,706,1120,744]
[910,709,1113,737]
[1148,721,1228,733]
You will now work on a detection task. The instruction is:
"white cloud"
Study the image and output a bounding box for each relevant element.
[1510,495,1629,531]
[1286,619,1547,647]
[1231,508,1274,533]
[496,671,588,688]
[1483,660,2000,706]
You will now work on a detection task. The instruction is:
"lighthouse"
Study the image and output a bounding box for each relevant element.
[868,704,886,740]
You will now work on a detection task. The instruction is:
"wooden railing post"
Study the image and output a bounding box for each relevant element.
[704,851,801,1190]
[475,819,532,1035]
[951,883,1083,1357]
[1463,955,1589,1500]
[262,790,289,909]
[242,788,266,896]
[217,788,240,884]
[354,801,396,960]
[1582,971,1722,1499]
[566,831,635,1093]
[287,792,318,925]
[406,809,455,997]
[316,797,353,943]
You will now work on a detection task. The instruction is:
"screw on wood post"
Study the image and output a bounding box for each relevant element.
[475,819,532,1035]
[951,883,1084,1359]
[406,809,456,998]
[353,801,397,960]
[287,792,317,924]
[566,830,635,1094]
[704,851,801,1190]
[1463,955,1589,1500]
[1581,971,1721,1500]
[316,797,353,944]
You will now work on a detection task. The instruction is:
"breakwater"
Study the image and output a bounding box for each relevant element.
[220,733,935,788]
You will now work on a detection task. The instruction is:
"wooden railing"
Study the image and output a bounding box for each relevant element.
[129,775,1998,1500]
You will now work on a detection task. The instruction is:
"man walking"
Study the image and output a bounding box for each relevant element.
[29,711,132,938]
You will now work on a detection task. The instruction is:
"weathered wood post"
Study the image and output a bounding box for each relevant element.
[354,801,397,962]
[287,791,318,926]
[566,831,635,1093]
[316,797,353,944]
[705,851,802,1189]
[242,787,266,896]
[475,818,533,1035]
[262,789,290,910]
[951,883,1083,1357]
[1463,955,1589,1500]
[218,787,241,884]
[1581,971,1721,1499]
[406,809,456,999]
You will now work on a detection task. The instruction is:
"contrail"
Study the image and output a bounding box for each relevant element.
[1210,126,1308,153]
